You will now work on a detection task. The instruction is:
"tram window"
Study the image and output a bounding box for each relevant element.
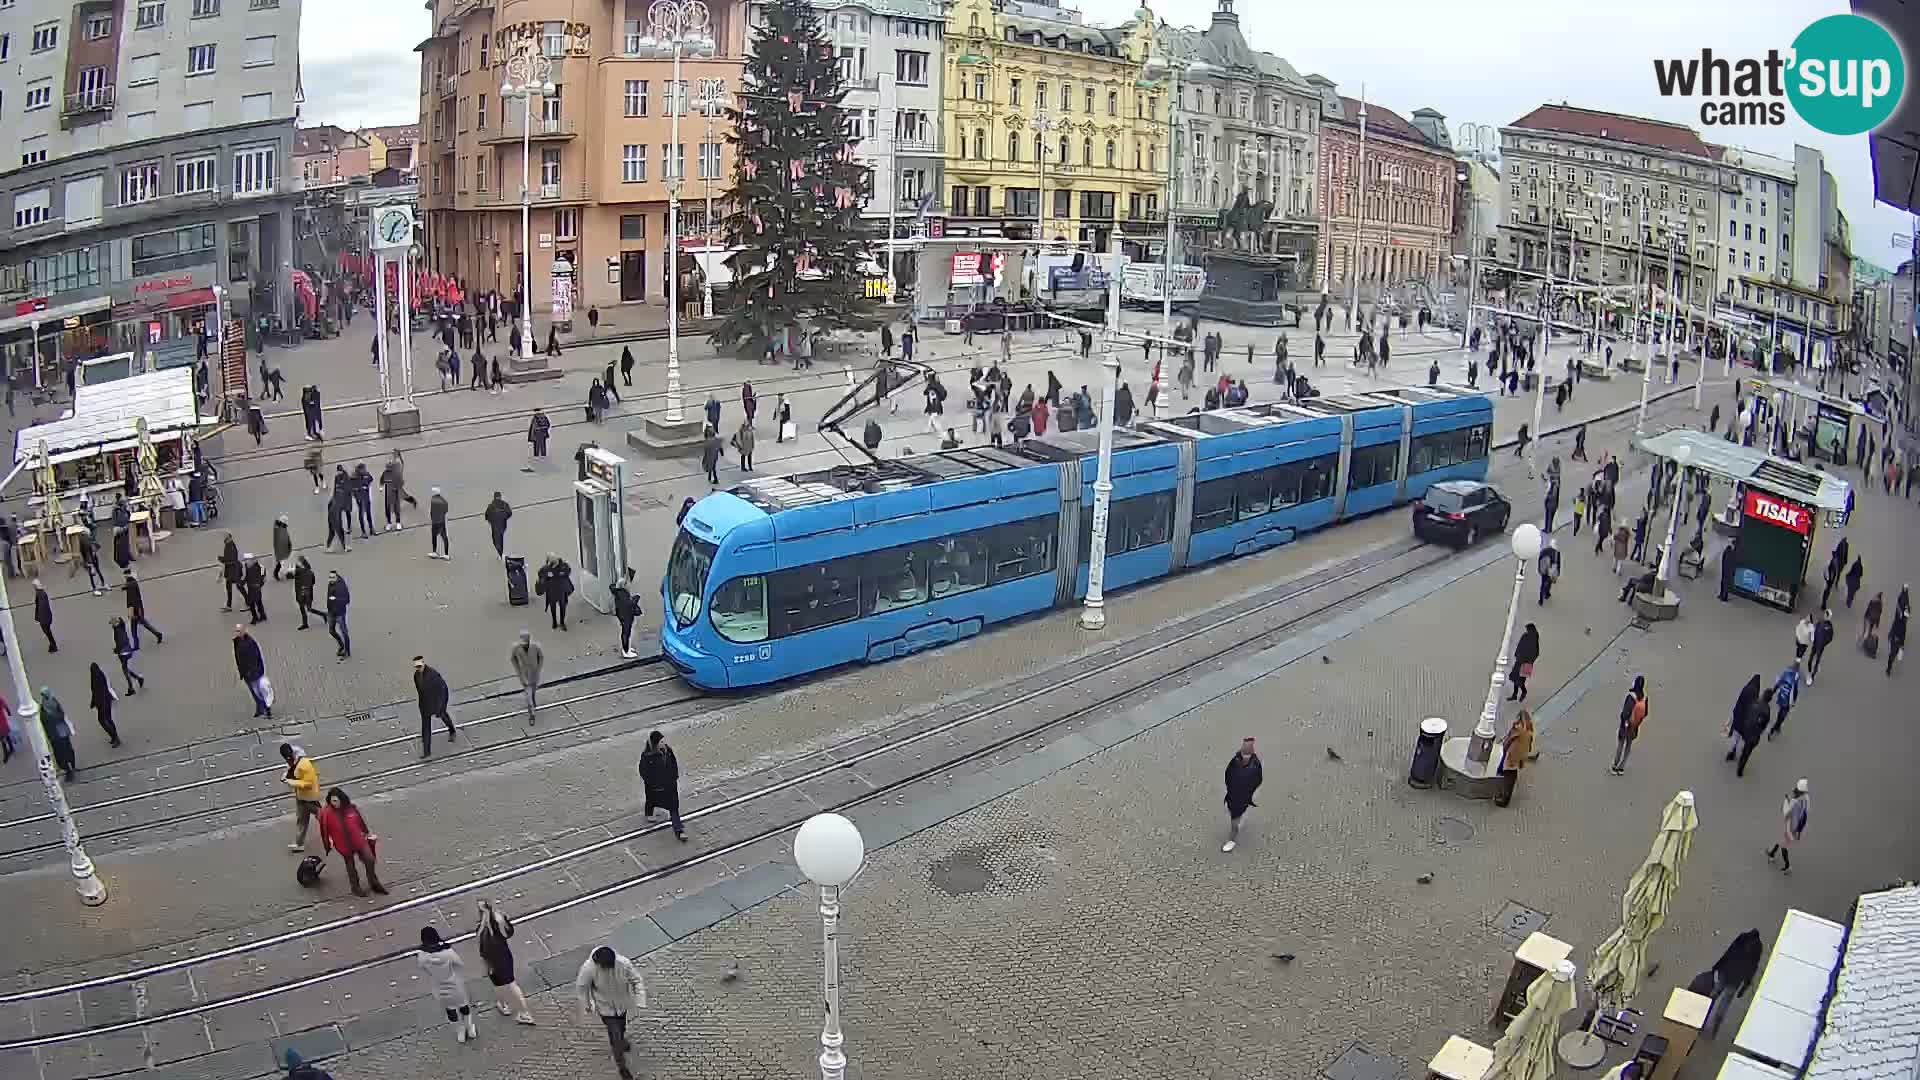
[1466,423,1490,461]
[1346,443,1399,491]
[1236,473,1271,520]
[1192,478,1236,532]
[1079,492,1175,558]
[1302,458,1335,502]
[1270,462,1303,508]
[925,534,990,598]
[863,546,928,614]
[768,558,861,636]
[1410,425,1489,473]
[710,575,769,643]
[989,515,1057,583]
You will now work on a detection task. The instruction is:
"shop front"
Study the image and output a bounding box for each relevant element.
[0,296,117,387]
[1730,489,1818,609]
[108,267,223,371]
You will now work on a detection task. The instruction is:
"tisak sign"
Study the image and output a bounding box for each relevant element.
[1742,490,1811,535]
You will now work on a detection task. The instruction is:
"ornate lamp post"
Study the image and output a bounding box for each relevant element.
[695,75,729,320]
[794,813,866,1080]
[500,42,555,363]
[1468,524,1543,764]
[637,0,715,424]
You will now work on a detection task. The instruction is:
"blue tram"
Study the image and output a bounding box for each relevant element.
[662,385,1492,689]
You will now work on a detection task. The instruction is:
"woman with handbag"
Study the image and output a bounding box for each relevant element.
[1508,623,1541,702]
[317,787,386,896]
[477,901,536,1024]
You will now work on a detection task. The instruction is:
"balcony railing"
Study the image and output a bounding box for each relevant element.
[62,87,116,117]
[439,76,458,101]
[893,136,942,156]
[480,115,578,144]
[848,76,881,91]
[473,179,590,207]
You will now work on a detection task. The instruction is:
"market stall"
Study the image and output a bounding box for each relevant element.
[1635,430,1850,612]
[11,367,202,562]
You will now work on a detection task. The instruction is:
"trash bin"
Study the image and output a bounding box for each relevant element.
[1409,716,1448,788]
[504,555,529,606]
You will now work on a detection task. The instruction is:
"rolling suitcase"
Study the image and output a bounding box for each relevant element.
[504,555,529,606]
[296,855,325,888]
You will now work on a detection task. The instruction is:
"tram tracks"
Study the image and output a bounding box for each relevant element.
[0,534,1452,1053]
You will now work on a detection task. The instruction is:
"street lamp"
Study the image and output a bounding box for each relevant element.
[794,812,866,1080]
[695,76,729,321]
[1138,50,1207,420]
[1082,231,1125,632]
[1655,443,1693,592]
[635,0,715,425]
[0,453,107,906]
[500,41,555,363]
[1468,523,1543,764]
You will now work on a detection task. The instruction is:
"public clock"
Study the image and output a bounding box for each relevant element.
[371,206,415,250]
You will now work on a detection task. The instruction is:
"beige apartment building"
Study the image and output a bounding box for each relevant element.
[416,0,748,315]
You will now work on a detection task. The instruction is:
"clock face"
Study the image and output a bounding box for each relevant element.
[380,211,411,244]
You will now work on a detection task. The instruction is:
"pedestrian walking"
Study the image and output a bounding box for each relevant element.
[1821,550,1842,610]
[1862,591,1885,646]
[1494,709,1535,807]
[239,555,266,623]
[280,742,320,850]
[1888,607,1908,677]
[109,616,144,695]
[325,571,351,659]
[1763,779,1811,873]
[638,730,686,839]
[1220,736,1263,853]
[485,492,512,558]
[379,458,405,531]
[301,385,324,440]
[31,578,57,652]
[236,625,271,718]
[87,662,121,748]
[1768,660,1801,738]
[704,393,722,432]
[1844,555,1864,607]
[1536,540,1561,605]
[528,409,552,461]
[587,378,610,422]
[620,346,635,387]
[1793,614,1814,661]
[1508,623,1540,701]
[291,556,319,631]
[1726,674,1766,777]
[324,482,353,553]
[741,382,756,429]
[1611,675,1648,774]
[1808,609,1835,682]
[574,947,646,1080]
[731,418,756,472]
[40,688,75,780]
[608,569,642,658]
[270,516,294,580]
[352,464,376,537]
[1630,510,1650,563]
[1611,523,1630,576]
[477,901,535,1023]
[412,656,457,757]
[75,530,106,594]
[428,488,451,559]
[319,787,386,895]
[700,426,722,487]
[536,555,574,630]
[417,927,478,1044]
[775,394,792,443]
[510,630,544,723]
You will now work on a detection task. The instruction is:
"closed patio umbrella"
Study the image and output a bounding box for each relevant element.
[1561,790,1699,1068]
[1488,959,1577,1080]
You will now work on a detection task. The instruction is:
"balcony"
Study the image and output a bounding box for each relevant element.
[893,135,942,157]
[848,76,881,91]
[62,87,116,121]
[439,76,458,102]
[472,179,591,207]
[480,115,578,144]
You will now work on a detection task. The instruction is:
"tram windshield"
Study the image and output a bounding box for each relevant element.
[666,531,717,628]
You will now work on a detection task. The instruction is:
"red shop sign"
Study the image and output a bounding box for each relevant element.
[1743,490,1811,535]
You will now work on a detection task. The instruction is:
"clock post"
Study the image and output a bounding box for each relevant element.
[370,206,422,435]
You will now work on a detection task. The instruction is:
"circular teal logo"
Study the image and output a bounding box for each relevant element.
[1787,14,1905,136]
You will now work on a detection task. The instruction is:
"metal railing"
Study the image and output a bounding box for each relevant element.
[62,87,115,116]
[439,76,458,101]
[482,115,577,142]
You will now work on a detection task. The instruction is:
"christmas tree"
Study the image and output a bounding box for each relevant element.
[712,0,879,351]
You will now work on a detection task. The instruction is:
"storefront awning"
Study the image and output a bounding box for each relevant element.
[0,295,113,338]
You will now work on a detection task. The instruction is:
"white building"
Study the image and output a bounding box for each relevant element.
[1715,142,1852,367]
[805,0,946,240]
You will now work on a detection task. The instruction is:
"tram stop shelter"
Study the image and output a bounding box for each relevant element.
[1636,429,1850,612]
[1743,376,1873,468]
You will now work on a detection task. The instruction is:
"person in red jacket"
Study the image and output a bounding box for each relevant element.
[317,787,386,896]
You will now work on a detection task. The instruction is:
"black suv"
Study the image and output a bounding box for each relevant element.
[1413,480,1511,547]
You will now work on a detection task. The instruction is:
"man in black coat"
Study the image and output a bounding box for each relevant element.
[484,492,512,558]
[234,625,269,718]
[124,569,164,647]
[325,570,351,660]
[638,730,685,840]
[32,578,56,652]
[243,556,268,623]
[412,656,457,757]
[1222,737,1263,853]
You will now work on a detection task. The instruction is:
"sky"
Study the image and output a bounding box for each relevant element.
[304,0,1909,270]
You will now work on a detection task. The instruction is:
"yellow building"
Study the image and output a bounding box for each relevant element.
[941,0,1165,259]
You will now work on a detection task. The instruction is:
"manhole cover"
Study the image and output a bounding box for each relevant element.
[1494,901,1551,941]
[929,846,995,896]
[1429,816,1475,845]
[926,831,1058,898]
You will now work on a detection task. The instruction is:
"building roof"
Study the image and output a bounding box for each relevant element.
[1507,104,1713,160]
[1328,96,1444,150]
[294,125,367,157]
[1160,1,1308,90]
[1805,886,1920,1080]
[359,124,421,146]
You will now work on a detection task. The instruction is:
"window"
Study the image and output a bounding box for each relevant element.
[0,33,8,60]
[1009,78,1021,107]
[619,213,645,241]
[1007,132,1020,162]
[137,0,166,25]
[1191,456,1338,533]
[175,154,216,194]
[1345,442,1399,492]
[973,73,986,101]
[1408,425,1491,474]
[24,81,51,111]
[1007,188,1038,218]
[1037,80,1048,108]
[479,31,489,68]
[1084,86,1095,114]
[541,20,564,58]
[950,185,967,217]
[240,93,271,121]
[543,148,563,186]
[624,79,648,117]
[974,187,990,216]
[31,22,56,52]
[896,51,928,85]
[698,142,720,179]
[192,0,218,13]
[1078,493,1173,560]
[127,110,157,136]
[475,154,488,192]
[244,35,275,66]
[12,189,51,229]
[542,85,564,122]
[121,163,162,205]
[127,53,161,86]
[183,100,212,127]
[1061,82,1071,111]
[554,208,577,240]
[187,44,217,74]
[1108,89,1118,116]
[767,558,861,635]
[1106,140,1116,167]
[621,143,646,182]
[84,13,114,39]
[232,145,275,195]
[972,128,986,160]
[477,93,488,129]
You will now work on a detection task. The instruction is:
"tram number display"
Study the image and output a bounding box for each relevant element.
[1742,490,1810,534]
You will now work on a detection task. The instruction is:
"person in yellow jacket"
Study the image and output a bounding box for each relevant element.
[280,742,322,852]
